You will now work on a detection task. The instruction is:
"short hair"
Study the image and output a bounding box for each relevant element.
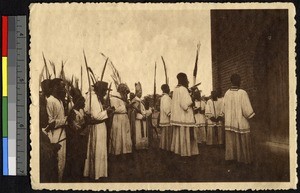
[50,78,63,89]
[230,73,241,86]
[161,84,169,93]
[177,72,187,81]
[41,79,52,94]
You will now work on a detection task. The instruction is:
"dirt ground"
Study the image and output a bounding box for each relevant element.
[92,135,289,183]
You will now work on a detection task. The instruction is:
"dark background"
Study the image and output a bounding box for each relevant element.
[0,0,299,192]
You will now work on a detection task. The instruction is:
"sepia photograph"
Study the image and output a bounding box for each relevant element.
[29,3,297,190]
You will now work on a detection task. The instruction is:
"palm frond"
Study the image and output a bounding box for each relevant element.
[71,75,74,87]
[83,50,92,111]
[49,60,56,78]
[109,61,122,89]
[100,58,109,81]
[88,67,97,85]
[80,66,83,92]
[60,60,66,80]
[161,56,168,84]
[42,52,50,79]
[75,78,79,89]
[39,65,45,86]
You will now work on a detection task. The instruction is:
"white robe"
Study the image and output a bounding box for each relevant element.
[46,95,67,182]
[170,85,199,156]
[83,91,108,179]
[109,93,132,155]
[222,88,255,164]
[194,100,207,143]
[159,94,173,151]
[132,96,152,150]
[205,99,224,145]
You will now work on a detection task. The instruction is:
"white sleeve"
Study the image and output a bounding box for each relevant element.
[179,88,193,111]
[241,91,255,119]
[46,99,66,127]
[90,94,108,121]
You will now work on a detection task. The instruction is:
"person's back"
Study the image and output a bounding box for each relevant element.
[170,86,195,126]
[170,73,199,157]
[223,88,254,133]
[223,74,254,164]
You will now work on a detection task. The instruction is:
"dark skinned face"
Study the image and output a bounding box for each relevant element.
[53,81,66,101]
[164,87,170,94]
[96,89,107,99]
[136,92,142,98]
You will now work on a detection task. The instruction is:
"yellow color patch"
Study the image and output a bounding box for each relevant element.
[2,57,7,96]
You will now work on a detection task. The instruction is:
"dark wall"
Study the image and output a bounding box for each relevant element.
[211,10,289,144]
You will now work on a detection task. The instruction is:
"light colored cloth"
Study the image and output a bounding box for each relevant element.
[109,93,132,155]
[222,89,255,133]
[194,100,206,126]
[170,85,198,156]
[205,99,224,145]
[46,95,67,182]
[222,88,255,163]
[72,109,85,131]
[132,96,152,149]
[159,126,173,151]
[194,100,206,143]
[83,91,108,179]
[170,126,199,156]
[170,85,195,126]
[159,94,173,150]
[225,131,252,164]
[159,94,172,127]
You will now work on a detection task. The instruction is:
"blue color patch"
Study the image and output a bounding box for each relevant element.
[3,137,8,175]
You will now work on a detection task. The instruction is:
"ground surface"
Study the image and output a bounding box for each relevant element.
[92,137,289,183]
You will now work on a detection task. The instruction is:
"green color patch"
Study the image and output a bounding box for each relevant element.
[2,97,8,137]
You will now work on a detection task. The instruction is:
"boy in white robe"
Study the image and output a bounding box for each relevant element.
[205,91,224,145]
[193,90,207,144]
[83,81,115,180]
[222,74,255,164]
[159,84,173,151]
[170,73,199,157]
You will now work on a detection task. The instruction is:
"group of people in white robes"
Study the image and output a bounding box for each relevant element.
[158,72,255,165]
[40,72,255,182]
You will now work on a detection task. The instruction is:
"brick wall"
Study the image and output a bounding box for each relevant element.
[211,10,289,145]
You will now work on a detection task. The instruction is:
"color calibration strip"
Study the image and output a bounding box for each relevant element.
[2,16,27,175]
[2,16,9,175]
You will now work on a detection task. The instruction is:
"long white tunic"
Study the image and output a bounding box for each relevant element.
[159,94,172,127]
[170,86,195,126]
[222,89,255,133]
[205,99,224,145]
[109,93,132,155]
[194,100,206,143]
[222,88,255,163]
[159,94,172,150]
[46,95,67,182]
[83,91,108,179]
[194,100,206,126]
[132,96,152,150]
[170,85,199,156]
